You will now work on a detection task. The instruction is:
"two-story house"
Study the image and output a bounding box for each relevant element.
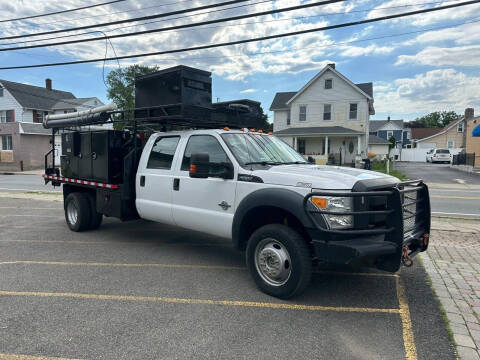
[270,64,374,165]
[369,117,412,148]
[0,78,103,171]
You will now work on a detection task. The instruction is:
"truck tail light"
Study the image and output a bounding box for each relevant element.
[190,164,197,174]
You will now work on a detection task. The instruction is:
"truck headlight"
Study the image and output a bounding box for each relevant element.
[311,195,353,229]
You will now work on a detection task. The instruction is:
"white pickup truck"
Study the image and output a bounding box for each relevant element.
[44,128,430,298]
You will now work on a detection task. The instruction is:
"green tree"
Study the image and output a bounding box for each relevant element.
[388,135,396,150]
[405,111,461,128]
[106,64,159,129]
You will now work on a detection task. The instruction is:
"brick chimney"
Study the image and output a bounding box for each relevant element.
[465,108,474,119]
[328,63,335,69]
[45,78,52,90]
[387,116,391,121]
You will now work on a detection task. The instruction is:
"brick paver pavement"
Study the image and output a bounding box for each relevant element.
[422,219,480,360]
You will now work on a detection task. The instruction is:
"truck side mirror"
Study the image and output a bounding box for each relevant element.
[189,153,210,178]
[218,162,234,180]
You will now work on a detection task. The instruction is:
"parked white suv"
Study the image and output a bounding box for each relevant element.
[426,149,451,163]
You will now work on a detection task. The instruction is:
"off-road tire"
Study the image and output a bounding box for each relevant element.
[87,193,103,230]
[64,193,91,232]
[246,224,312,299]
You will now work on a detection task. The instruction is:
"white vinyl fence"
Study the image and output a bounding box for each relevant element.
[396,148,463,162]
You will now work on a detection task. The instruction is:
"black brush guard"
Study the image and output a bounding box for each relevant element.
[303,180,430,272]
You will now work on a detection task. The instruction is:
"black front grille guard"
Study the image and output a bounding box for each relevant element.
[303,180,431,253]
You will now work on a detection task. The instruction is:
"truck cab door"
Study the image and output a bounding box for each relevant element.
[172,134,237,238]
[135,135,181,226]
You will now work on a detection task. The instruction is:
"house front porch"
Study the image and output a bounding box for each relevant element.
[274,126,366,165]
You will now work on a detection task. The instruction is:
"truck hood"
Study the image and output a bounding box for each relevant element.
[251,164,399,190]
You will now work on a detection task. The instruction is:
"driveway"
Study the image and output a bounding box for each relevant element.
[0,197,454,360]
[394,162,480,217]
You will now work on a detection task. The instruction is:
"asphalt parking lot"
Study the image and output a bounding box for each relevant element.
[0,197,455,360]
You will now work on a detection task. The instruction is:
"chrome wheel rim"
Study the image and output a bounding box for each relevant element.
[254,238,292,286]
[66,201,78,226]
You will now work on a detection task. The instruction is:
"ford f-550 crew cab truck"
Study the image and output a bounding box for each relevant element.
[44,127,430,299]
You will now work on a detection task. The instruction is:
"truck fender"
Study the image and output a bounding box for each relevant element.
[232,188,322,251]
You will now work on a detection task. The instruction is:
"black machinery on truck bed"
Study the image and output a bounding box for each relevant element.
[43,65,265,221]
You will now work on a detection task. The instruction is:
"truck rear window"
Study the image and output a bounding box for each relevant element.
[147,136,180,170]
[436,149,450,154]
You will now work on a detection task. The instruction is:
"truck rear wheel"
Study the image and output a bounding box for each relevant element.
[65,193,91,232]
[87,193,103,230]
[246,224,312,299]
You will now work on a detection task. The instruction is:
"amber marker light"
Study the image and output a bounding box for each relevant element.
[311,197,327,209]
[190,165,197,173]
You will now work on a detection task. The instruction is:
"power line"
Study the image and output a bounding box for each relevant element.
[0,0,261,41]
[0,0,462,47]
[22,0,196,27]
[0,0,126,24]
[0,0,346,52]
[1,0,478,70]
[0,0,273,47]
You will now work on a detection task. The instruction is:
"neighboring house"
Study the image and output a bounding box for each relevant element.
[368,135,390,159]
[369,117,411,148]
[464,108,480,165]
[409,127,443,146]
[270,64,374,165]
[413,113,467,149]
[0,78,103,171]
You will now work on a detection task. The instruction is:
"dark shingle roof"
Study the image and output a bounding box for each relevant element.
[274,126,364,136]
[369,120,404,132]
[20,123,52,135]
[51,97,100,110]
[269,92,297,110]
[410,127,442,140]
[369,135,390,145]
[0,79,75,110]
[356,83,373,98]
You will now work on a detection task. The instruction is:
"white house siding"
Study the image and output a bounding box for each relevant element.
[273,110,289,132]
[368,144,389,158]
[286,69,369,155]
[0,85,23,123]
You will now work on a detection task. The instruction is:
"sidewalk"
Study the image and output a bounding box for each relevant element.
[422,219,480,360]
[0,169,44,175]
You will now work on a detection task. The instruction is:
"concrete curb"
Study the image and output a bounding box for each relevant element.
[432,213,480,221]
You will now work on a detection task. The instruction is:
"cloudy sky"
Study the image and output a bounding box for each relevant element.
[0,0,479,121]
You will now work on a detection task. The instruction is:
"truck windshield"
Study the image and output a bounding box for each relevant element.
[222,133,306,166]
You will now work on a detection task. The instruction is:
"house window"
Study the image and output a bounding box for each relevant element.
[287,110,291,125]
[298,139,306,154]
[387,131,393,139]
[457,122,464,133]
[323,104,332,121]
[1,135,12,150]
[0,110,6,123]
[299,105,307,122]
[325,79,333,89]
[349,103,357,120]
[447,140,455,148]
[406,131,411,140]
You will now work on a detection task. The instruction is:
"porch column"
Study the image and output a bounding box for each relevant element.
[357,136,361,155]
[293,137,297,151]
[324,136,329,155]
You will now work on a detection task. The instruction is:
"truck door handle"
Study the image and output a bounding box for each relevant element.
[140,175,145,187]
[173,178,180,191]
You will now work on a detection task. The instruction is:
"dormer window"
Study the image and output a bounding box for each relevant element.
[325,79,333,89]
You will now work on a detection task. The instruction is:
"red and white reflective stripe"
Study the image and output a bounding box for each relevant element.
[42,174,119,189]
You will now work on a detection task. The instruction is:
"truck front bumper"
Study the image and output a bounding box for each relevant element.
[303,180,430,272]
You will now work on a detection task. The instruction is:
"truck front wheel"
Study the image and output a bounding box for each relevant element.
[246,224,312,299]
[65,193,91,232]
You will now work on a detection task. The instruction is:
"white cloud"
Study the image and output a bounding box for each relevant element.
[240,88,257,94]
[396,45,480,67]
[374,69,480,114]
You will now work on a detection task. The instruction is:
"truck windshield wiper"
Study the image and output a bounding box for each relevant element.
[244,161,282,166]
[282,161,308,165]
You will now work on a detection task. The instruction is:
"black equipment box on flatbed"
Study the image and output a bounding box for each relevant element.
[61,130,125,184]
[134,65,212,123]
